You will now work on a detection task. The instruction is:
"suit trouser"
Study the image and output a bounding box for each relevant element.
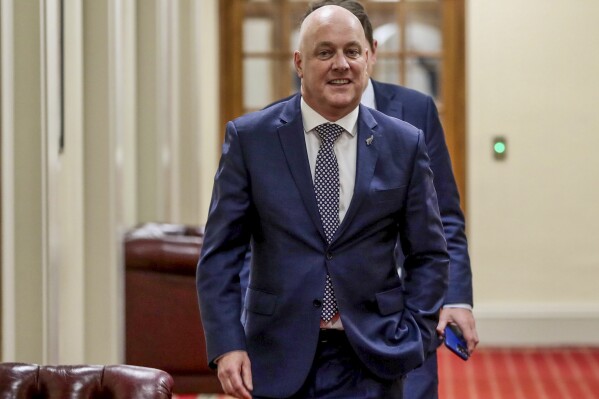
[291,329,403,399]
[403,352,438,399]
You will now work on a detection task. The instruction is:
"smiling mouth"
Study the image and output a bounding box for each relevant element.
[329,79,350,85]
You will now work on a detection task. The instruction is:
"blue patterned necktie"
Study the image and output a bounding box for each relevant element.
[314,123,344,322]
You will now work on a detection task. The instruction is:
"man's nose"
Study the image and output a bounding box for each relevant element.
[332,52,350,71]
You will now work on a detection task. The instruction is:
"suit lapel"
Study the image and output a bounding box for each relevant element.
[333,105,379,242]
[373,79,403,119]
[277,98,327,241]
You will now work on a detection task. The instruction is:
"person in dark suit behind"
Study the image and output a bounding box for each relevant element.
[296,2,480,399]
[197,5,449,399]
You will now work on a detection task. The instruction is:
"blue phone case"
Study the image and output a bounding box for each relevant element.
[444,324,469,360]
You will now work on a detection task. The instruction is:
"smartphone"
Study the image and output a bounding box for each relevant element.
[444,324,470,361]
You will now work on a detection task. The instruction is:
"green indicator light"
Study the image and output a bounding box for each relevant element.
[492,136,507,160]
[494,141,506,154]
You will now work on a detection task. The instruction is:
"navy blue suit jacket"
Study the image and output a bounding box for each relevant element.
[371,80,472,306]
[197,96,449,398]
[260,81,473,305]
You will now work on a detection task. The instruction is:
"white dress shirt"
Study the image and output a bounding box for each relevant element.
[361,78,377,109]
[300,98,359,224]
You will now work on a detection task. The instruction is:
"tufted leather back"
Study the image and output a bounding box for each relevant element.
[0,363,173,399]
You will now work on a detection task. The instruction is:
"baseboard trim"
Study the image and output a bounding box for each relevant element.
[473,303,599,347]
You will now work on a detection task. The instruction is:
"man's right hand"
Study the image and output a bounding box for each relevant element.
[216,350,253,399]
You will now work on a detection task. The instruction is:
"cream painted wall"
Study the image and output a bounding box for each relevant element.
[1,0,219,363]
[136,0,218,225]
[1,0,44,362]
[196,0,221,223]
[467,1,599,344]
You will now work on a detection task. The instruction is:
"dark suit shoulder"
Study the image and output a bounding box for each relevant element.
[372,79,432,104]
[371,79,437,126]
[263,93,298,110]
[365,105,422,138]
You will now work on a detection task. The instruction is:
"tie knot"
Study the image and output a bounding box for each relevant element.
[315,123,344,144]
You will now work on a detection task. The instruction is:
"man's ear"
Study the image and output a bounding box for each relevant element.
[294,51,303,78]
[369,39,378,67]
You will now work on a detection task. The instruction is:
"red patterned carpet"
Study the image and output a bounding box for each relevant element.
[438,346,599,399]
[174,347,599,399]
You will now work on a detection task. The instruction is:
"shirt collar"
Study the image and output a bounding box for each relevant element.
[361,78,376,109]
[300,98,359,137]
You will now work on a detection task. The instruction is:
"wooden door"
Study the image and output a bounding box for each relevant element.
[220,0,466,210]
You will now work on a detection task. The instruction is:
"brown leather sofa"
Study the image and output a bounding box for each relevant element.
[0,363,173,398]
[124,223,221,394]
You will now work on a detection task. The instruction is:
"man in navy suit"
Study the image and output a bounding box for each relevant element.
[197,5,448,398]
[299,2,479,399]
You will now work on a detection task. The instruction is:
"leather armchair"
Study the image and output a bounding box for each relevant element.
[0,363,173,398]
[124,223,221,394]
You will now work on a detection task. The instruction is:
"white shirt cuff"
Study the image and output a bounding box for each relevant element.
[443,303,472,310]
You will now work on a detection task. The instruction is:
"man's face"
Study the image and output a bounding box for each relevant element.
[294,6,369,121]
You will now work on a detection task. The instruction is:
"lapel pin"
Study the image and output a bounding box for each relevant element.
[366,135,374,146]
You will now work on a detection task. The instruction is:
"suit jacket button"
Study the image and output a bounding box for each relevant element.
[326,253,333,260]
[313,299,322,308]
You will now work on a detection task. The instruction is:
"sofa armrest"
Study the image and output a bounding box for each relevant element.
[0,363,173,398]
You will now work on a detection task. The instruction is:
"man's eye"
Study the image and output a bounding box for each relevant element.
[318,50,332,58]
[346,49,360,58]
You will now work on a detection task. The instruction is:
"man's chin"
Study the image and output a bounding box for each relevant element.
[325,93,359,109]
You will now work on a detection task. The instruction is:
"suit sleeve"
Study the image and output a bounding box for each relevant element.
[399,131,450,354]
[423,97,473,306]
[196,121,252,368]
